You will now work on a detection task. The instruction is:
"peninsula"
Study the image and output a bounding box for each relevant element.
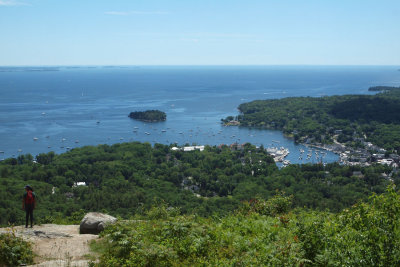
[128,110,166,122]
[224,86,400,166]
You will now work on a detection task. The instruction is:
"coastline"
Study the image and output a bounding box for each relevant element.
[2,66,398,164]
[224,122,398,168]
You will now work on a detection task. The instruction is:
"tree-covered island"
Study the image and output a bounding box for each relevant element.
[128,110,166,122]
[224,86,400,164]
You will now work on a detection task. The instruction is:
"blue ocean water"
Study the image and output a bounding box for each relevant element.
[0,66,399,164]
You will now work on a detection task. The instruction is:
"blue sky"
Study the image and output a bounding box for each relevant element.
[0,0,399,65]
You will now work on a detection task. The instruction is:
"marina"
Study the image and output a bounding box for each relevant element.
[266,147,290,163]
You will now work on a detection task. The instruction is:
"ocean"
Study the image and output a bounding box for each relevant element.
[1,65,399,164]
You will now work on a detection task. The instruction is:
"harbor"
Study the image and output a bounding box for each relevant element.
[5,65,394,164]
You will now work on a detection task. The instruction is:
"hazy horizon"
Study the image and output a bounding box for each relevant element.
[1,64,399,67]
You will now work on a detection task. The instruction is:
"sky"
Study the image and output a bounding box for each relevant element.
[0,0,399,65]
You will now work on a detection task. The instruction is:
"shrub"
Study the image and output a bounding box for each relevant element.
[95,202,304,266]
[92,187,400,266]
[297,185,400,266]
[0,230,34,266]
[240,191,293,216]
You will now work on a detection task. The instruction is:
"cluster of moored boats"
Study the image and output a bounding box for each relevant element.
[298,148,327,161]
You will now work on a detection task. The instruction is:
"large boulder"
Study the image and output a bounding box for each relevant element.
[79,212,117,234]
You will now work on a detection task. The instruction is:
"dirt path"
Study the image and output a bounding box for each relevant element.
[0,224,99,267]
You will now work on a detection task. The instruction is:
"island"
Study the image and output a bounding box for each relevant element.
[223,86,400,166]
[368,86,400,92]
[128,110,166,122]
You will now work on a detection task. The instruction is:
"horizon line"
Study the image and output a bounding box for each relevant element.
[1,64,399,67]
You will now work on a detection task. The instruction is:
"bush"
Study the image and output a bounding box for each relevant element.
[296,185,400,266]
[39,209,86,225]
[92,187,400,266]
[240,191,293,216]
[95,199,304,266]
[0,230,34,266]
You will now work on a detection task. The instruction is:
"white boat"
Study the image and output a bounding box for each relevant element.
[33,137,38,141]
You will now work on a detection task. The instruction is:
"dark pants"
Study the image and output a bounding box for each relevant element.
[25,204,34,227]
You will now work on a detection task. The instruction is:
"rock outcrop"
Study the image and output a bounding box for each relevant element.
[0,224,98,266]
[79,212,117,234]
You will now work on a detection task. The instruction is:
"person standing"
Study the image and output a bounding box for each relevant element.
[22,185,36,228]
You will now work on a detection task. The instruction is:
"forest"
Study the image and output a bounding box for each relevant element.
[225,87,400,153]
[0,141,397,227]
[128,110,166,122]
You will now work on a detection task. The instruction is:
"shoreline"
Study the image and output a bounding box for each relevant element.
[224,123,398,167]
